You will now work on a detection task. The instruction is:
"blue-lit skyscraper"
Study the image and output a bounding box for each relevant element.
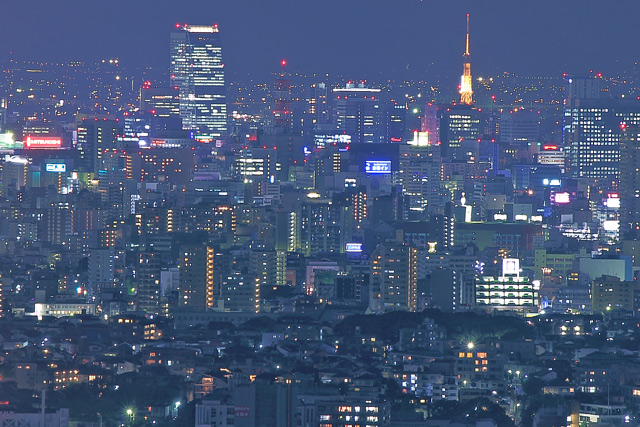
[170,24,227,140]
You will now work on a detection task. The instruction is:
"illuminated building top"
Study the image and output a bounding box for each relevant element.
[176,24,220,33]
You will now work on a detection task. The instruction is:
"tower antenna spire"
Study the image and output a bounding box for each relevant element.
[459,13,473,105]
[465,13,470,57]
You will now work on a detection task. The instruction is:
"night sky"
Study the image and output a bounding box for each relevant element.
[2,0,640,79]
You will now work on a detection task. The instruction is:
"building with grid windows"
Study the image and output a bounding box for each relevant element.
[369,243,418,313]
[563,76,640,182]
[170,24,227,140]
[475,258,539,313]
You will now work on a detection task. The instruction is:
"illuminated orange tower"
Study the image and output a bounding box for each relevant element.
[459,13,473,105]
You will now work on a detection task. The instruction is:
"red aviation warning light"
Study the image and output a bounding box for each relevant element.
[275,60,292,128]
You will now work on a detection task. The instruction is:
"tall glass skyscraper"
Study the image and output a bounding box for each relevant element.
[170,24,227,140]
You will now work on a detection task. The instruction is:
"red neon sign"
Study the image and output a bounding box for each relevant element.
[25,136,62,149]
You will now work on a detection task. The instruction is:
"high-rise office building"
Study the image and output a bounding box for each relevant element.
[298,196,346,256]
[459,14,473,106]
[0,98,6,132]
[536,143,565,169]
[333,83,384,144]
[234,147,278,182]
[139,81,180,118]
[443,202,455,249]
[249,248,276,288]
[477,136,499,171]
[170,24,227,140]
[440,106,485,160]
[42,203,73,245]
[564,98,640,181]
[136,250,162,315]
[249,248,286,288]
[429,268,461,312]
[308,82,329,124]
[399,141,443,214]
[369,243,418,313]
[88,248,115,295]
[386,103,407,143]
[75,115,121,174]
[1,156,28,194]
[620,126,640,236]
[98,150,129,220]
[273,61,293,132]
[499,110,540,146]
[126,147,196,186]
[352,186,368,224]
[421,103,440,144]
[0,273,9,318]
[178,245,215,311]
[219,271,260,313]
[563,75,640,182]
[565,75,602,102]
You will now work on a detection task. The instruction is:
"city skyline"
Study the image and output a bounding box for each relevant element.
[4,2,640,426]
[2,0,640,80]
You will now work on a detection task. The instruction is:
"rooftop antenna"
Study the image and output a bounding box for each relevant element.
[465,13,470,57]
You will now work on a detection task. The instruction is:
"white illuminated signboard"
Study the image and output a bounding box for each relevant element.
[345,243,363,253]
[45,163,66,172]
[502,258,520,277]
[606,193,620,208]
[554,192,570,204]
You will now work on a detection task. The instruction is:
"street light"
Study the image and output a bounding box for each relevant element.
[467,342,475,350]
[125,408,135,423]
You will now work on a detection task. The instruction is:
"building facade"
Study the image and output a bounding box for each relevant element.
[369,243,418,313]
[178,245,215,311]
[170,24,227,140]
